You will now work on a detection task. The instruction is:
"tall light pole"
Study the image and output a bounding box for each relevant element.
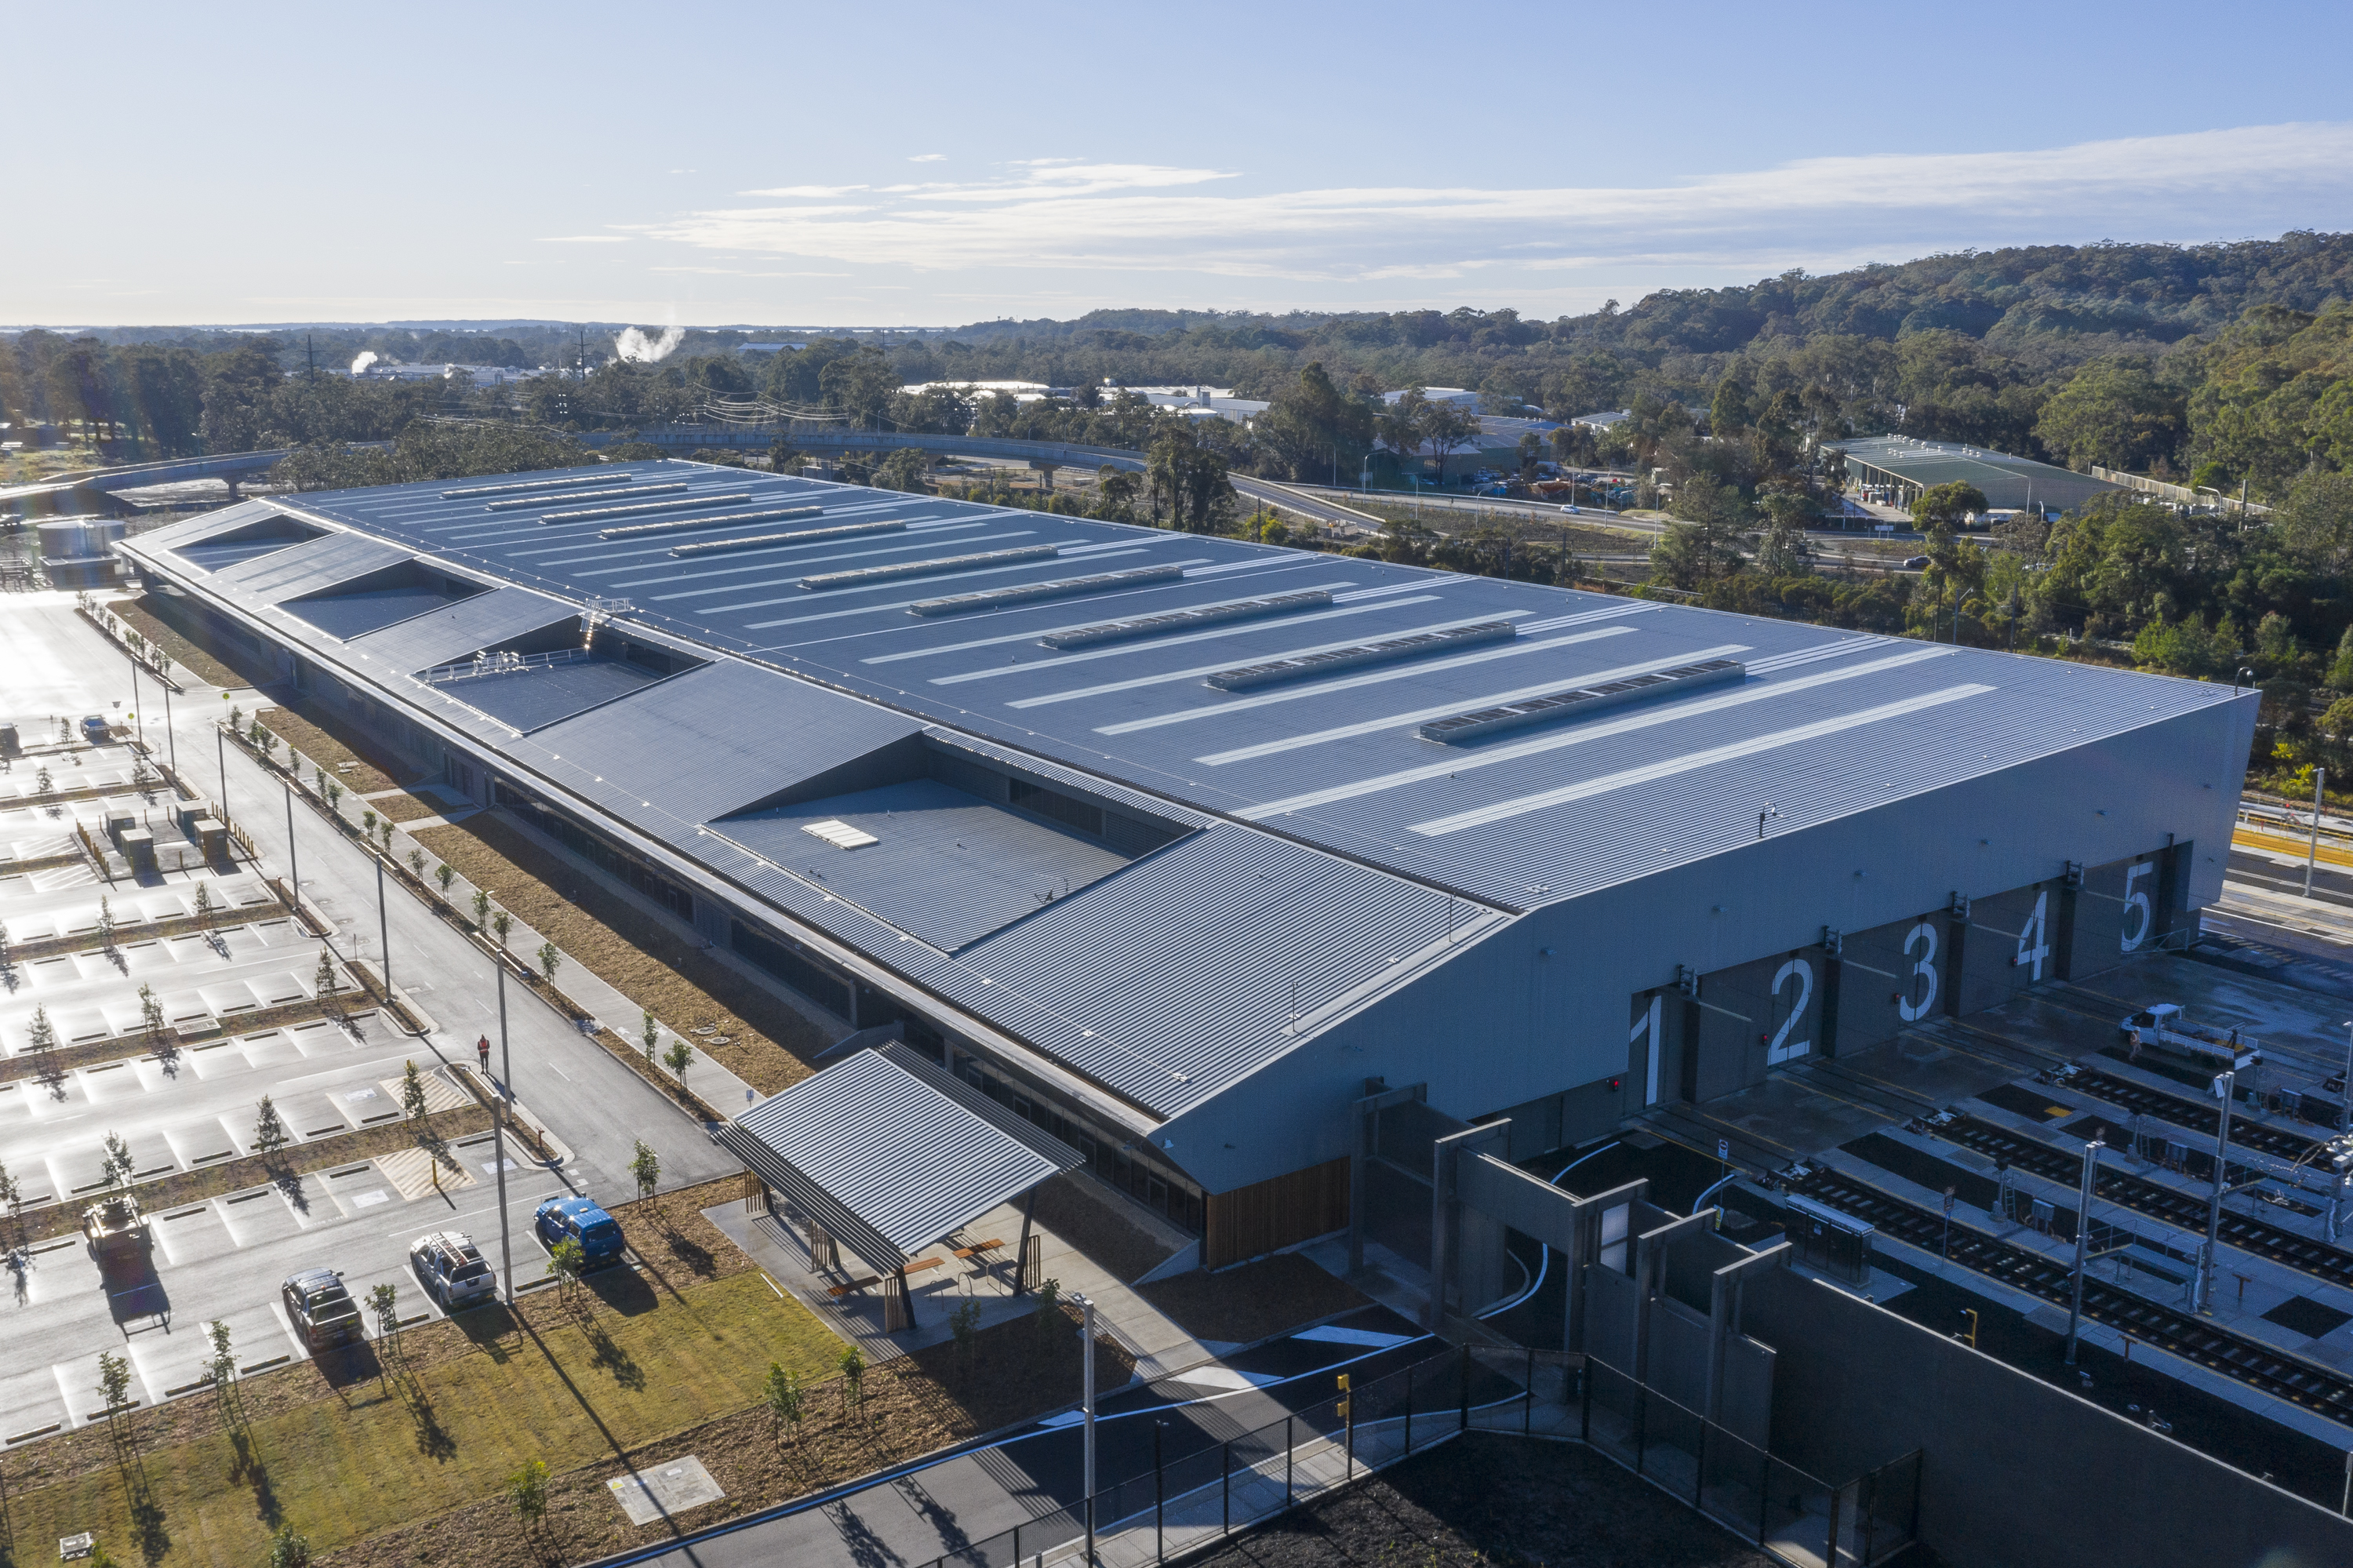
[2066,1139,2104,1366]
[495,963,515,1305]
[161,681,176,774]
[2200,1071,2235,1314]
[376,853,390,992]
[215,721,231,834]
[282,777,299,907]
[2307,767,2329,900]
[1077,1290,1097,1563]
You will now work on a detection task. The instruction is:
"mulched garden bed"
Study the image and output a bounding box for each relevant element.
[253,703,416,795]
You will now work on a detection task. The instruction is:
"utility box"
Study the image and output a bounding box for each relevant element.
[172,798,211,834]
[119,827,156,878]
[194,818,229,864]
[1785,1192,1875,1286]
[0,722,16,755]
[102,805,136,848]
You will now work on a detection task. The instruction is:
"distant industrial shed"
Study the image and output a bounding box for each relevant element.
[122,460,2249,1271]
[1825,434,2120,514]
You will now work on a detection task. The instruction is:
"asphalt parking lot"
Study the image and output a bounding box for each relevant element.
[0,593,743,1446]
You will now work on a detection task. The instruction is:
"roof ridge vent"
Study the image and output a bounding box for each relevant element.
[1206,620,1515,693]
[1417,658,1745,744]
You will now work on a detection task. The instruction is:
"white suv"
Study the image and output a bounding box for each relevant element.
[409,1231,497,1309]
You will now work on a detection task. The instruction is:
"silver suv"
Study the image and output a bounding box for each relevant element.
[409,1231,498,1309]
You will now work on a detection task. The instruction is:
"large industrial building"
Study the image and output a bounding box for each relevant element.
[121,460,2253,1271]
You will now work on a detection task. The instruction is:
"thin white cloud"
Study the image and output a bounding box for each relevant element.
[645,124,2353,284]
[908,153,946,162]
[537,235,630,244]
[741,184,870,198]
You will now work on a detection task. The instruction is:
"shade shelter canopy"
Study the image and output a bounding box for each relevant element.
[717,1042,1082,1271]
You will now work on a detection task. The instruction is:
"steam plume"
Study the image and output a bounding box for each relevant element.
[613,326,686,364]
[350,351,379,375]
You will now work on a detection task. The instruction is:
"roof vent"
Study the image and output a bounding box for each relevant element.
[610,506,848,542]
[910,564,1184,617]
[539,492,755,525]
[441,472,635,500]
[801,544,1058,591]
[1417,658,1746,744]
[1206,620,1515,693]
[801,820,878,849]
[1042,588,1332,649]
[485,482,685,512]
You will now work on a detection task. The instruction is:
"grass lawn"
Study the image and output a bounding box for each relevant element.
[0,1267,844,1567]
[0,1179,1136,1567]
[367,791,442,824]
[115,593,282,691]
[412,813,832,1094]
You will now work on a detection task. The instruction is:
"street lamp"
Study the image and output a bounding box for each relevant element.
[1757,805,1782,840]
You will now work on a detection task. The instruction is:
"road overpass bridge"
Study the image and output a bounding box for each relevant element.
[0,449,293,518]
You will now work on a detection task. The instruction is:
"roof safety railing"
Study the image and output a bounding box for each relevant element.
[420,646,593,685]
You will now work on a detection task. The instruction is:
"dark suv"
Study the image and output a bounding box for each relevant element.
[533,1195,624,1268]
[282,1268,363,1350]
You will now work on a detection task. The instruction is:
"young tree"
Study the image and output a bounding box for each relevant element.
[407,847,427,879]
[399,1059,431,1129]
[267,1525,311,1568]
[1034,1278,1064,1348]
[138,983,166,1051]
[0,1160,20,1244]
[763,1361,805,1442]
[207,1318,236,1403]
[506,1457,549,1532]
[536,940,561,984]
[227,705,242,735]
[101,1130,136,1191]
[366,1282,400,1378]
[27,1005,57,1068]
[96,1348,133,1435]
[35,765,53,795]
[838,1344,866,1416]
[662,1037,693,1095]
[436,861,456,897]
[471,888,491,927]
[192,881,215,929]
[96,894,116,950]
[313,766,328,796]
[491,908,513,950]
[361,809,377,839]
[324,780,343,813]
[641,1010,660,1062]
[313,944,340,999]
[631,1138,660,1202]
[547,1238,585,1306]
[253,1094,290,1159]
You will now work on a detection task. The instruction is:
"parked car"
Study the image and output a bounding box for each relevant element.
[82,1195,151,1264]
[1901,555,1932,569]
[80,715,110,744]
[282,1268,363,1350]
[409,1230,498,1309]
[533,1195,625,1268]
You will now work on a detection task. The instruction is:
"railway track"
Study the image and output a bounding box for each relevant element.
[2064,1066,2331,1166]
[1793,1166,2353,1426]
[1929,1116,2350,1290]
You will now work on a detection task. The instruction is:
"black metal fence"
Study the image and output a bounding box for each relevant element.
[899,1343,1920,1568]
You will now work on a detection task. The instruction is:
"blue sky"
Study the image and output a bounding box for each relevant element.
[9,0,2353,327]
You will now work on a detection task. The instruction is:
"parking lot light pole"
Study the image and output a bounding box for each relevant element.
[282,778,298,904]
[376,854,389,992]
[215,722,230,833]
[495,963,514,1305]
[162,683,175,773]
[2309,768,2330,899]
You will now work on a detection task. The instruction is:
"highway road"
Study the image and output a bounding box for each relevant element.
[0,593,741,1443]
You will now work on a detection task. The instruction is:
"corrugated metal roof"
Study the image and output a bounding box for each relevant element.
[947,824,1510,1119]
[1826,435,2118,512]
[214,530,418,602]
[722,1044,1077,1268]
[344,584,576,674]
[507,657,923,826]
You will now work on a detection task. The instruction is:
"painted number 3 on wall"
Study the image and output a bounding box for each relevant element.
[1767,957,1813,1064]
[1898,922,1939,1022]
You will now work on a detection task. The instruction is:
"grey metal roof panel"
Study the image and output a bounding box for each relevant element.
[726,1046,1076,1268]
[146,500,283,551]
[213,531,417,602]
[498,657,925,826]
[430,656,669,733]
[946,824,1511,1119]
[711,778,1134,951]
[343,584,576,674]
